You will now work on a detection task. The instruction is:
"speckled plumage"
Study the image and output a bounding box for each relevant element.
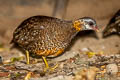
[11,16,78,56]
[103,10,120,37]
[11,15,97,57]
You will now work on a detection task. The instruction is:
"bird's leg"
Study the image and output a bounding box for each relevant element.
[42,56,50,72]
[42,49,64,72]
[42,56,58,72]
[42,56,49,69]
[26,50,30,64]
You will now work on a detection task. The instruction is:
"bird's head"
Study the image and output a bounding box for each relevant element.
[73,17,99,32]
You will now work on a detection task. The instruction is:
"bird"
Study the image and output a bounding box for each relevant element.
[11,15,98,71]
[103,9,120,37]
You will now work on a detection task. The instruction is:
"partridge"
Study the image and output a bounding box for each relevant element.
[11,15,98,71]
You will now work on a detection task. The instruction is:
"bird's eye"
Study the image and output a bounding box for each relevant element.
[80,20,83,22]
[89,22,94,26]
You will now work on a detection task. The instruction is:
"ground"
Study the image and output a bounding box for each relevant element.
[0,0,120,80]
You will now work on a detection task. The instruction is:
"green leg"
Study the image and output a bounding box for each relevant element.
[42,56,49,69]
[42,56,58,72]
[26,50,30,64]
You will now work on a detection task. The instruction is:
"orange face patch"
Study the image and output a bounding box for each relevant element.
[73,21,82,31]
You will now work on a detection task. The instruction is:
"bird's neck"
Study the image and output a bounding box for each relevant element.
[64,21,80,43]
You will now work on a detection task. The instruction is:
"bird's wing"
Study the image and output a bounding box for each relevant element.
[103,10,120,37]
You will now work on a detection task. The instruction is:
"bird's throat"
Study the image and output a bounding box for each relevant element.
[73,21,82,31]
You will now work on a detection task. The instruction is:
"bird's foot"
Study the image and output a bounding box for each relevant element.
[42,56,58,72]
[24,72,33,80]
[43,63,59,72]
[31,59,38,64]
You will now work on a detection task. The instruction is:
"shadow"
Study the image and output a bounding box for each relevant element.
[77,30,99,39]
[10,43,25,54]
[102,32,120,38]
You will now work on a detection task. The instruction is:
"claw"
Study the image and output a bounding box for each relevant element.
[43,63,59,72]
[42,56,58,72]
[24,72,33,80]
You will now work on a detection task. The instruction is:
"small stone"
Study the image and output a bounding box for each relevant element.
[106,63,118,75]
[73,67,99,80]
[81,48,89,52]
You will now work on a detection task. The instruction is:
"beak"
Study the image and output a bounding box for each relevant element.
[96,28,99,32]
[94,26,99,32]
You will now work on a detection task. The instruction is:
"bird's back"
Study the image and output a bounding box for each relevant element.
[12,16,74,56]
[103,10,120,37]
